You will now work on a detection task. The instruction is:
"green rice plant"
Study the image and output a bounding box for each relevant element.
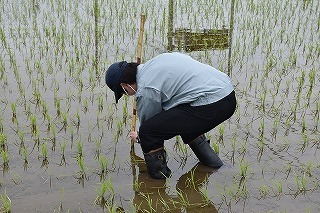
[258,183,270,198]
[69,125,74,148]
[59,187,64,212]
[46,114,52,132]
[0,190,11,213]
[176,189,189,208]
[30,114,37,135]
[0,133,7,151]
[40,142,49,169]
[17,130,25,154]
[306,68,316,103]
[294,172,309,194]
[218,124,225,144]
[22,147,28,171]
[1,149,9,174]
[230,135,236,164]
[59,141,67,166]
[270,118,279,140]
[271,179,283,196]
[74,110,80,132]
[259,118,265,139]
[257,137,265,162]
[60,111,68,133]
[87,121,92,143]
[173,139,189,163]
[259,87,267,113]
[0,118,3,134]
[41,100,48,118]
[298,132,308,153]
[284,80,291,97]
[140,193,156,213]
[76,155,87,187]
[239,159,249,179]
[98,95,103,113]
[76,139,83,160]
[236,177,249,199]
[97,154,108,181]
[122,97,128,125]
[51,125,56,151]
[94,136,102,160]
[313,101,319,132]
[117,118,123,137]
[302,161,316,177]
[94,178,115,207]
[211,139,220,154]
[83,98,89,114]
[55,98,61,117]
[133,179,142,193]
[201,183,211,206]
[10,102,17,124]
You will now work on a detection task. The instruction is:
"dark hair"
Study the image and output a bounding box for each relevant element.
[119,62,139,84]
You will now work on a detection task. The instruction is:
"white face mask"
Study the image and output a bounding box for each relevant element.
[122,84,137,95]
[128,84,137,93]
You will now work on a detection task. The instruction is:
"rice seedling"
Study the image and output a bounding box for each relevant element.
[76,139,83,160]
[58,187,64,212]
[10,102,17,124]
[22,147,29,171]
[75,155,87,187]
[218,124,225,144]
[97,154,108,181]
[59,111,68,133]
[271,179,283,196]
[46,114,52,132]
[211,139,220,154]
[98,95,103,113]
[40,142,49,169]
[59,141,67,166]
[293,172,309,196]
[0,133,7,151]
[1,149,9,174]
[30,114,37,135]
[94,136,102,160]
[258,183,270,199]
[94,178,115,207]
[0,119,3,134]
[239,159,249,180]
[0,190,11,213]
[73,110,81,132]
[83,98,89,114]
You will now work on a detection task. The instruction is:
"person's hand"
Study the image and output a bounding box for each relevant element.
[129,131,139,143]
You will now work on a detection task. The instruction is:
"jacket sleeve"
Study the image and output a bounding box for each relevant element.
[136,95,162,125]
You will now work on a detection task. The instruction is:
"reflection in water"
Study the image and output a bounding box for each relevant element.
[130,151,218,212]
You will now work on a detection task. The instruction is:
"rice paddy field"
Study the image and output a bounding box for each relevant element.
[0,0,319,212]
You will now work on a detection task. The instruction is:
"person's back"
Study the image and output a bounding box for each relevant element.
[137,52,233,110]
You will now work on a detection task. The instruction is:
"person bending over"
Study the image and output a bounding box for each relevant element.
[105,52,236,179]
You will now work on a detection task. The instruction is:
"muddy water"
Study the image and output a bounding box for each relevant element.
[0,0,319,212]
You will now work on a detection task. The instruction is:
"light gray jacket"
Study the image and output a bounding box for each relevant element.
[136,52,234,125]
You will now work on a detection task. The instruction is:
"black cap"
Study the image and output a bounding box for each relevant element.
[105,61,128,103]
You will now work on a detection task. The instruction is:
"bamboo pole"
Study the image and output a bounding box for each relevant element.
[131,14,146,149]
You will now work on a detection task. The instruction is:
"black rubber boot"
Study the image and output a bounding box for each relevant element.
[143,148,171,179]
[188,135,223,168]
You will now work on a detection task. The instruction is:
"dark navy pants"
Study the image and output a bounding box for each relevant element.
[139,91,237,153]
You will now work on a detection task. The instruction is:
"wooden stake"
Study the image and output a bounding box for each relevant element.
[131,14,146,149]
